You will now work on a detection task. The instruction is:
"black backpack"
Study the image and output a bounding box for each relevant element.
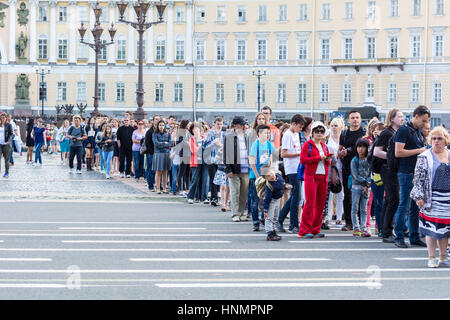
[367,138,377,172]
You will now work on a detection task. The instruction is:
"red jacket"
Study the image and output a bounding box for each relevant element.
[300,140,331,180]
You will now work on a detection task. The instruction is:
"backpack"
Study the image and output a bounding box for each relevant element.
[386,125,414,173]
[297,143,312,181]
[347,156,359,190]
[255,176,274,200]
[367,138,376,172]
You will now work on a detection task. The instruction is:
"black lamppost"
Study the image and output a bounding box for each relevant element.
[78,2,116,117]
[34,65,51,117]
[252,67,266,112]
[117,0,167,120]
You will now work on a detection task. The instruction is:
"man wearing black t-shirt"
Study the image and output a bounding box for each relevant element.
[117,118,135,178]
[338,111,365,231]
[373,108,404,243]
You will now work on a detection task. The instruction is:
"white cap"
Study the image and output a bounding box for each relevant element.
[310,121,330,137]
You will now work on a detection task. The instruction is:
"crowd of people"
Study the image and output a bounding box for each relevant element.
[0,105,449,267]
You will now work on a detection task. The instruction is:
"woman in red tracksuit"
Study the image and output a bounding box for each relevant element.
[298,121,333,239]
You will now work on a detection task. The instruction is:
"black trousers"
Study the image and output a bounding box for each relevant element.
[119,147,132,175]
[380,165,399,238]
[342,168,353,227]
[177,163,191,192]
[69,146,82,170]
[207,164,218,201]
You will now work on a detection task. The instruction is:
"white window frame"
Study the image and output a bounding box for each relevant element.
[320,38,330,60]
[390,0,399,17]
[117,38,127,60]
[155,83,164,102]
[216,5,226,22]
[388,82,397,103]
[236,83,245,103]
[176,38,185,61]
[38,6,48,22]
[322,3,331,20]
[320,83,329,103]
[216,40,226,61]
[388,36,398,58]
[411,35,421,57]
[277,83,286,103]
[344,2,353,20]
[77,82,87,101]
[175,6,185,23]
[435,0,444,15]
[174,82,183,102]
[116,82,125,102]
[366,37,376,59]
[278,39,288,61]
[433,34,444,57]
[38,36,48,59]
[298,83,307,103]
[58,6,67,22]
[78,6,88,23]
[278,5,288,22]
[258,5,267,22]
[257,39,267,61]
[236,40,247,61]
[216,83,225,103]
[432,82,442,103]
[195,83,204,103]
[365,82,375,102]
[57,82,67,101]
[298,4,308,21]
[343,38,353,59]
[98,83,106,102]
[343,83,352,103]
[237,6,247,23]
[196,6,206,23]
[412,0,421,16]
[367,1,376,19]
[58,37,68,59]
[156,37,166,61]
[195,40,205,61]
[410,82,420,103]
[297,39,308,60]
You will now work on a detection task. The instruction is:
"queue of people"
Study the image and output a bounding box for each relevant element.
[0,105,449,267]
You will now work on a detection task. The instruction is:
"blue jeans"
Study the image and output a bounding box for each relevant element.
[278,174,300,229]
[188,165,209,201]
[249,178,263,226]
[145,154,155,189]
[102,150,113,176]
[133,151,144,179]
[370,179,384,234]
[351,188,369,231]
[34,142,43,164]
[394,172,420,243]
[98,146,105,171]
[10,138,14,163]
[171,164,180,193]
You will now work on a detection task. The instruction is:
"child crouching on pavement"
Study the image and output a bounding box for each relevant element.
[261,166,286,241]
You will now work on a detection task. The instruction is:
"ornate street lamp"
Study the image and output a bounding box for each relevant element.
[252,68,267,112]
[34,64,51,117]
[79,2,116,117]
[117,0,167,120]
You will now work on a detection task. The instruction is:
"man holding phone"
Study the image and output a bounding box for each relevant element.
[338,111,366,231]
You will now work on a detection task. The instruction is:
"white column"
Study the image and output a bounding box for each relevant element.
[185,1,193,66]
[88,1,96,64]
[29,0,38,64]
[68,1,77,64]
[127,9,135,65]
[49,0,57,64]
[107,0,116,65]
[146,3,154,65]
[166,1,174,65]
[8,0,17,63]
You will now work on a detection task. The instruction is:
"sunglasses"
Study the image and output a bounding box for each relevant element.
[138,123,144,125]
[314,129,325,134]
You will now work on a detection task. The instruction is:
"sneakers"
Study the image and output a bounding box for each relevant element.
[428,258,439,268]
[253,224,260,232]
[2,173,8,178]
[203,200,209,205]
[342,225,353,231]
[210,200,218,207]
[126,174,131,178]
[68,169,74,174]
[119,173,124,178]
[410,239,427,247]
[239,215,248,222]
[361,230,371,238]
[439,259,450,268]
[353,230,362,237]
[105,174,110,179]
[187,199,194,204]
[288,226,299,234]
[382,235,396,243]
[266,231,281,241]
[76,170,82,174]
[313,233,325,238]
[321,222,330,230]
[394,241,409,248]
[298,233,314,239]
[232,215,240,222]
[275,223,286,233]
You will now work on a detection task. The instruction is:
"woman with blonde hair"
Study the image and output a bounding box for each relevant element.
[323,117,345,227]
[411,126,450,267]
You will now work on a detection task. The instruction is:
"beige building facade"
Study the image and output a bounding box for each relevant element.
[0,0,449,126]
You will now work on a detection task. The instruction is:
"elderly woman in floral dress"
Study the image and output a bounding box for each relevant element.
[411,126,450,268]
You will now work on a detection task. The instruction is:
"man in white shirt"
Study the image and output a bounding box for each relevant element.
[277,114,305,234]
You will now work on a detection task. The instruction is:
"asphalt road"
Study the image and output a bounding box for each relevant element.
[0,201,449,300]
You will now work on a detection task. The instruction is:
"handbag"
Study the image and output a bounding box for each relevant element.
[139,137,147,155]
[329,165,342,194]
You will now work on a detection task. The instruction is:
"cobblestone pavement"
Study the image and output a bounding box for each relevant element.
[0,152,181,202]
